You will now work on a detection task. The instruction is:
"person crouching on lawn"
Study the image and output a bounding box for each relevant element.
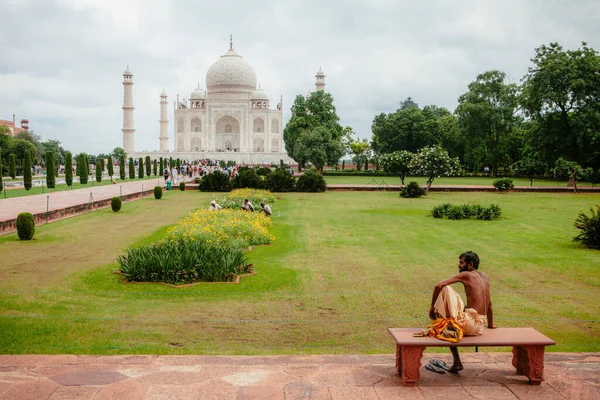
[429,251,496,373]
[242,199,254,212]
[209,200,222,211]
[260,202,272,216]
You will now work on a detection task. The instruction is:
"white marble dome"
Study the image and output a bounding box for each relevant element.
[251,87,268,100]
[206,47,257,94]
[190,88,205,100]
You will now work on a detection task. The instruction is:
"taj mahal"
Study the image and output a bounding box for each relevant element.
[124,38,326,164]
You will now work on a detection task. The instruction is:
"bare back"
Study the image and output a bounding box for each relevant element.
[461,271,490,316]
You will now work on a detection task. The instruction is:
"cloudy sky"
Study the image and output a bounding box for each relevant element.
[1,0,599,154]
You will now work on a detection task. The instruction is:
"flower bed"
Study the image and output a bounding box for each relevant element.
[221,188,274,209]
[164,208,274,249]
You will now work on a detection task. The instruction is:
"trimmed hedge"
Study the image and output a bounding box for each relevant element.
[296,170,327,192]
[198,171,231,192]
[154,186,163,199]
[573,205,600,249]
[232,168,263,189]
[111,197,122,212]
[179,181,185,191]
[264,168,296,192]
[323,170,388,176]
[431,203,502,220]
[46,151,55,188]
[23,150,32,191]
[16,212,35,240]
[400,181,425,198]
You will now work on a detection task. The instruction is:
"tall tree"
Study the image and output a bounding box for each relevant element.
[379,150,414,185]
[65,151,73,187]
[371,105,452,155]
[153,159,157,176]
[8,154,16,179]
[129,157,135,179]
[45,151,55,188]
[521,42,600,169]
[112,147,126,161]
[145,156,151,177]
[293,126,345,174]
[107,156,114,178]
[0,156,2,194]
[283,91,344,169]
[399,96,419,110]
[138,157,144,178]
[23,150,32,191]
[42,139,66,166]
[119,155,125,180]
[95,160,102,182]
[410,146,462,191]
[455,70,519,176]
[77,153,89,184]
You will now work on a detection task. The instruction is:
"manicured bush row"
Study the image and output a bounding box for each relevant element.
[431,203,502,220]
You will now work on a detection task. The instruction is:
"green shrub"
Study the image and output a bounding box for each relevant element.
[111,197,122,212]
[118,240,251,284]
[9,154,16,179]
[145,156,151,177]
[23,150,32,191]
[198,171,231,192]
[0,158,2,193]
[154,186,163,199]
[573,205,600,249]
[179,181,185,191]
[232,168,263,189]
[255,166,272,176]
[107,155,114,178]
[153,159,157,176]
[296,169,327,192]
[493,178,514,192]
[264,168,296,192]
[431,203,451,218]
[430,203,502,220]
[16,212,35,240]
[400,181,426,198]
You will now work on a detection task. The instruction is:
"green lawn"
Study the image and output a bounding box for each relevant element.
[1,190,599,355]
[324,175,597,187]
[1,175,167,199]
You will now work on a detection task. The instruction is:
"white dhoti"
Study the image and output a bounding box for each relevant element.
[434,286,485,336]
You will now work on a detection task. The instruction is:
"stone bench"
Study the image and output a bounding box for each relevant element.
[388,327,555,386]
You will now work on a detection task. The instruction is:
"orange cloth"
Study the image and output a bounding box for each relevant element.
[423,317,465,343]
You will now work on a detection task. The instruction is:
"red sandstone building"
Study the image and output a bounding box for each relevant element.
[0,115,29,137]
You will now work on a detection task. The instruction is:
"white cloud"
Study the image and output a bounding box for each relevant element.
[1,0,599,153]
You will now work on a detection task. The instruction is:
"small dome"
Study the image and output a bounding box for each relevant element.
[190,88,206,100]
[251,87,269,100]
[206,45,257,94]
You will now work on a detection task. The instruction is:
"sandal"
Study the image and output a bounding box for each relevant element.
[425,362,445,374]
[430,359,448,370]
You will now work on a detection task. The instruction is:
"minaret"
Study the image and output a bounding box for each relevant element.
[315,67,326,92]
[122,66,135,154]
[159,90,169,151]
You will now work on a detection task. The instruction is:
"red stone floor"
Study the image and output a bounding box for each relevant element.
[0,353,598,399]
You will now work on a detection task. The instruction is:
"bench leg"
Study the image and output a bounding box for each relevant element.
[511,345,545,385]
[396,345,424,386]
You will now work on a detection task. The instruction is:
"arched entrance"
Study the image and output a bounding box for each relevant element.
[215,116,240,151]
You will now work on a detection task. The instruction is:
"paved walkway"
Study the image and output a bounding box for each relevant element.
[0,178,173,224]
[0,353,598,399]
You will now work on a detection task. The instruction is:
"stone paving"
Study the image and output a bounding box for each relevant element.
[0,353,598,399]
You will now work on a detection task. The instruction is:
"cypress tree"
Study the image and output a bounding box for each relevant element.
[160,157,163,174]
[65,151,73,187]
[9,154,16,179]
[169,157,173,170]
[177,158,181,174]
[145,155,151,177]
[120,155,125,180]
[138,157,144,178]
[129,157,135,179]
[79,154,88,184]
[84,155,90,184]
[95,161,102,182]
[0,157,3,194]
[107,155,114,178]
[153,159,157,176]
[23,150,32,190]
[46,151,55,188]
[100,158,105,175]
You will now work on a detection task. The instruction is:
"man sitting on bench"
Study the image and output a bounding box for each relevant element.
[429,251,497,373]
